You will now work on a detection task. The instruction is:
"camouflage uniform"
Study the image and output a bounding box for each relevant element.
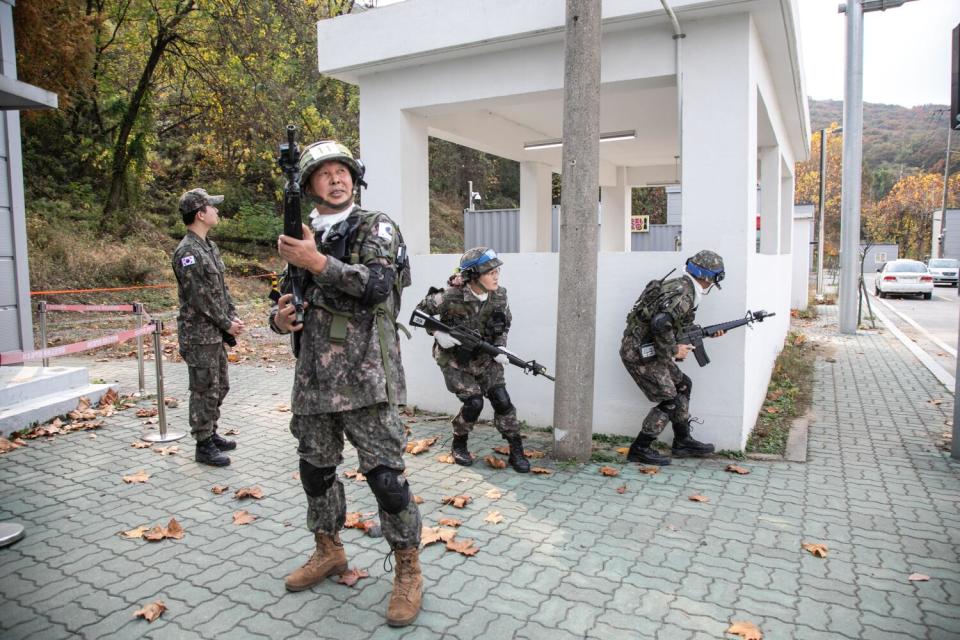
[270,206,421,549]
[173,231,236,442]
[619,275,697,436]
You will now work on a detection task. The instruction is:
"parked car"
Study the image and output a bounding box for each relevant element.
[927,258,959,287]
[875,259,933,299]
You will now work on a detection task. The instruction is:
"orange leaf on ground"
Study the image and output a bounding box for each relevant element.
[163,397,179,408]
[421,526,458,546]
[292,472,300,480]
[100,388,119,407]
[154,446,178,456]
[227,353,239,363]
[120,526,149,539]
[131,441,151,449]
[344,512,377,531]
[801,542,828,558]
[211,485,229,495]
[438,518,461,527]
[233,510,257,525]
[484,455,507,469]
[446,538,480,556]
[484,510,504,525]
[122,470,149,484]
[727,620,762,640]
[764,407,779,414]
[484,488,502,500]
[599,466,620,477]
[531,467,552,475]
[929,399,942,406]
[133,600,167,622]
[136,408,158,418]
[493,445,510,455]
[337,567,369,587]
[413,495,424,504]
[616,485,627,494]
[344,470,366,482]
[234,486,264,500]
[406,435,440,455]
[638,466,660,475]
[223,428,240,435]
[908,573,930,582]
[525,449,546,459]
[436,453,456,464]
[143,518,183,542]
[726,464,750,475]
[442,495,472,509]
[275,404,291,412]
[616,447,630,456]
[689,494,709,502]
[0,437,24,454]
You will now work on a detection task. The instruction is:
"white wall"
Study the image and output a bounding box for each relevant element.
[791,211,813,310]
[401,251,789,451]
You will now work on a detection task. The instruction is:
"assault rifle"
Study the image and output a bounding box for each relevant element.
[271,124,305,357]
[410,308,555,381]
[640,310,775,367]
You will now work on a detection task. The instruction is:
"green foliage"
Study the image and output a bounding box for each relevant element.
[632,187,667,224]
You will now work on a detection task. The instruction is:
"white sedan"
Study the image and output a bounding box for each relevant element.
[875,259,934,300]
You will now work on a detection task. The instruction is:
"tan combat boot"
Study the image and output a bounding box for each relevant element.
[386,546,423,627]
[284,532,348,592]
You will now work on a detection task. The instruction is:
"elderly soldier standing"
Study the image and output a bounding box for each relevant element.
[172,188,245,467]
[270,140,422,627]
[415,247,530,473]
[619,250,725,466]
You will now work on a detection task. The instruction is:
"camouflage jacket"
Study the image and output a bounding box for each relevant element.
[270,208,410,414]
[173,231,237,345]
[416,284,512,370]
[621,274,697,361]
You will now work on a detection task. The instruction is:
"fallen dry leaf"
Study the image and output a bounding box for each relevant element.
[227,353,240,363]
[436,453,456,464]
[616,447,630,456]
[688,494,709,502]
[122,470,149,484]
[143,518,184,542]
[908,573,930,582]
[438,518,461,527]
[484,510,504,525]
[929,399,943,406]
[531,466,552,475]
[484,488,503,500]
[616,484,627,494]
[801,542,828,558]
[525,449,546,459]
[154,446,178,456]
[0,437,25,454]
[792,333,806,346]
[446,538,480,556]
[726,464,750,475]
[638,466,660,475]
[421,526,458,546]
[344,470,366,482]
[133,600,167,623]
[599,466,620,477]
[292,471,300,480]
[223,428,240,436]
[442,495,472,509]
[131,441,152,449]
[764,406,779,414]
[275,404,290,412]
[484,455,507,469]
[493,445,510,455]
[344,512,378,533]
[120,526,149,539]
[234,487,264,500]
[413,495,424,504]
[233,510,257,525]
[100,388,119,407]
[337,567,369,587]
[163,397,179,408]
[136,408,158,418]
[727,620,762,640]
[211,485,229,495]
[406,435,440,455]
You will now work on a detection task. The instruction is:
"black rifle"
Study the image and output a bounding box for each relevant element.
[410,308,555,381]
[273,124,305,356]
[640,310,776,367]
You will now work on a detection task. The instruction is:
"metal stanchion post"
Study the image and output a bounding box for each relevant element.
[38,300,49,367]
[141,321,185,443]
[134,302,146,395]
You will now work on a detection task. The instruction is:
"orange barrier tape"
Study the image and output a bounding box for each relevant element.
[0,324,157,365]
[43,304,137,313]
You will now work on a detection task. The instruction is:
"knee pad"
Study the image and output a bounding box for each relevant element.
[487,385,514,415]
[676,374,692,397]
[656,399,678,413]
[299,459,337,498]
[461,395,484,423]
[365,466,411,515]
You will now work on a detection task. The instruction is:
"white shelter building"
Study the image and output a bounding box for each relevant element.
[316,0,810,450]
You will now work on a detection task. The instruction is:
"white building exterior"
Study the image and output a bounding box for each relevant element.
[316,0,809,450]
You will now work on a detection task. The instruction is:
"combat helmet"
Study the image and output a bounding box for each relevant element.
[685,250,725,289]
[298,140,367,192]
[459,247,503,281]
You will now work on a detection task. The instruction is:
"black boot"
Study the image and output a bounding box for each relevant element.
[672,422,715,457]
[212,432,236,451]
[505,436,530,473]
[451,435,473,466]
[195,438,230,466]
[626,433,671,466]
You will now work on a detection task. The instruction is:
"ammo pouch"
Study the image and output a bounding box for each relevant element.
[315,303,352,344]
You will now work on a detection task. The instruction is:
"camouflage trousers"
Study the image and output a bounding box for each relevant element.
[289,404,422,550]
[622,356,691,437]
[180,343,229,442]
[439,359,519,438]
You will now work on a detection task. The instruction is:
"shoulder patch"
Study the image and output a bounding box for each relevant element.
[376,221,394,242]
[180,255,196,267]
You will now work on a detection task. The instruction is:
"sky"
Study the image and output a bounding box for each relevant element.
[797,0,960,107]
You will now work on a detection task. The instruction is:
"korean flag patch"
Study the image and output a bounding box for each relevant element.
[181,255,196,267]
[376,222,394,242]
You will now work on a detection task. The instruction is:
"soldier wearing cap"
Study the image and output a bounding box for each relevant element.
[172,188,245,467]
[415,247,530,473]
[619,250,726,465]
[269,140,422,627]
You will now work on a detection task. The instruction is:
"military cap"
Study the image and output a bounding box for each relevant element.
[178,188,224,215]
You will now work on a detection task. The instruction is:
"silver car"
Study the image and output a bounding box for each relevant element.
[875,259,934,300]
[927,258,959,287]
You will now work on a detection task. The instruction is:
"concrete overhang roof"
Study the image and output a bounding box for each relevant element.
[0,76,58,110]
[317,0,810,165]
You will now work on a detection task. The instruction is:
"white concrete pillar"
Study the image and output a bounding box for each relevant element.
[758,145,780,254]
[520,161,553,252]
[358,103,430,255]
[780,166,794,255]
[599,167,630,252]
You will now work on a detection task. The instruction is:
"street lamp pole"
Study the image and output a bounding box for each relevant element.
[816,126,841,300]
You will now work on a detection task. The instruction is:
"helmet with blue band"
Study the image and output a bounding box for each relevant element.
[685,250,725,289]
[459,247,503,281]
